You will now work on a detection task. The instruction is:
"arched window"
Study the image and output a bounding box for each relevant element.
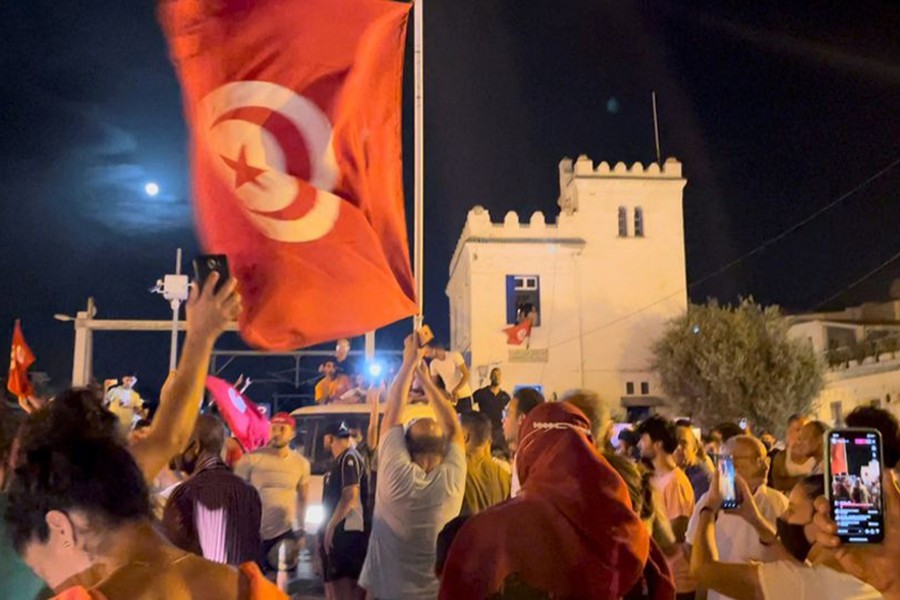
[617,207,627,237]
[634,207,644,237]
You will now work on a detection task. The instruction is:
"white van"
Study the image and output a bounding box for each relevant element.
[291,401,436,533]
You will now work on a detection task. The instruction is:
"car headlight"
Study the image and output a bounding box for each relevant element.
[304,504,325,531]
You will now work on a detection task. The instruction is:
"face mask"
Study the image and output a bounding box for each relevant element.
[776,517,812,562]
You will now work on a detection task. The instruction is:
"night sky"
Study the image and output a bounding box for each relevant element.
[1,1,899,403]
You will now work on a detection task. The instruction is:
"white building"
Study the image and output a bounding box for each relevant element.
[789,297,900,424]
[446,155,687,418]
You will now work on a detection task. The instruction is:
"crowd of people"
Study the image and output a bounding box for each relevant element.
[5,276,900,599]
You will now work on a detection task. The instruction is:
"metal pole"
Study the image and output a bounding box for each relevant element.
[169,248,182,371]
[365,331,376,361]
[71,304,91,387]
[413,0,425,330]
[652,91,662,166]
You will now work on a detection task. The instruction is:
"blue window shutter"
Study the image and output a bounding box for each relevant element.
[506,275,517,324]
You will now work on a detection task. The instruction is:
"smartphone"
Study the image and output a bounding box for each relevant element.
[826,428,885,543]
[193,254,230,293]
[717,455,740,509]
[417,325,435,348]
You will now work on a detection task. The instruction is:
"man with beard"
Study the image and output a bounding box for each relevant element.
[163,414,262,565]
[638,416,696,600]
[472,368,510,453]
[235,413,311,570]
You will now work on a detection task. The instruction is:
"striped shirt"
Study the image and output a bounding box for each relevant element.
[162,457,262,565]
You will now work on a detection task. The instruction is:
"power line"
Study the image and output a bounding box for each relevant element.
[688,155,900,290]
[812,247,900,310]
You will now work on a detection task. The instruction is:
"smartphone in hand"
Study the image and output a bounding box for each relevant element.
[718,455,741,509]
[826,428,885,544]
[193,254,230,293]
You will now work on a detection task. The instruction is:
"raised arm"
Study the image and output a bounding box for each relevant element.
[451,359,471,400]
[417,362,463,449]
[367,385,381,450]
[381,334,423,436]
[691,472,763,600]
[131,273,241,482]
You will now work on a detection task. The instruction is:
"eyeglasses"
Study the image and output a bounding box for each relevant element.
[730,454,763,462]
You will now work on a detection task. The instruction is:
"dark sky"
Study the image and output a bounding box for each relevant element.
[1,1,899,401]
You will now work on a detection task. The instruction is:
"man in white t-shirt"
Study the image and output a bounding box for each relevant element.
[691,473,880,600]
[428,343,473,412]
[360,334,466,600]
[104,374,145,432]
[234,412,311,569]
[686,435,789,600]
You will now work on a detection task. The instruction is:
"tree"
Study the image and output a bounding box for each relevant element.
[652,298,824,435]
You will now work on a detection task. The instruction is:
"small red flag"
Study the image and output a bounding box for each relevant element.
[503,320,533,346]
[160,0,417,350]
[206,376,270,452]
[7,320,35,399]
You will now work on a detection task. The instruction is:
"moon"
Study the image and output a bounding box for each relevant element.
[144,182,160,197]
[200,80,342,243]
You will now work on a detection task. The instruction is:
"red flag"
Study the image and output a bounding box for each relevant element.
[206,376,270,452]
[503,320,533,346]
[7,320,35,399]
[160,0,417,350]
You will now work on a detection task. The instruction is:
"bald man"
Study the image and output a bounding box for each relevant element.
[359,334,466,600]
[686,435,789,600]
[163,415,262,565]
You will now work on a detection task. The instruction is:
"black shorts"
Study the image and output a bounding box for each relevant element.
[319,526,369,582]
[455,396,474,413]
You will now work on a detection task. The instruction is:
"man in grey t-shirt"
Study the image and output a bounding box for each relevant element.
[359,334,466,600]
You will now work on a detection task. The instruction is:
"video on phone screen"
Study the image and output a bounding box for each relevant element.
[718,457,737,507]
[830,432,883,541]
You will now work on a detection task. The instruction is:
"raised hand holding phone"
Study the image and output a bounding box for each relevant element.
[825,428,886,544]
[717,455,740,510]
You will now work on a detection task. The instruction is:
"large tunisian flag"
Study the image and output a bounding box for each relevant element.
[160,0,417,349]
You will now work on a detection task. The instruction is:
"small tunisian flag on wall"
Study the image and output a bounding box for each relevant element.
[7,320,35,399]
[159,0,417,350]
[503,319,533,346]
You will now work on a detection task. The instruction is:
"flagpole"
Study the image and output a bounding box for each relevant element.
[413,0,425,331]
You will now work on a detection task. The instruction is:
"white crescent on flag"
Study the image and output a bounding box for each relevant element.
[200,80,342,243]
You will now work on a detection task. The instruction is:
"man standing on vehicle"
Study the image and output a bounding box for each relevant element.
[428,343,473,413]
[235,412,311,571]
[321,421,370,599]
[104,373,146,432]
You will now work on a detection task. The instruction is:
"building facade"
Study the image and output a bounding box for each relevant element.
[447,155,687,416]
[789,298,900,424]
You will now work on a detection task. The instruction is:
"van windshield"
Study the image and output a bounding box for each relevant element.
[294,413,380,476]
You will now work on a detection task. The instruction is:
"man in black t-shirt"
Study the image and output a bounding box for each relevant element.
[472,368,511,454]
[321,421,370,598]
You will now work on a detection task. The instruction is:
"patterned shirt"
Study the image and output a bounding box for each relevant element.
[162,457,262,565]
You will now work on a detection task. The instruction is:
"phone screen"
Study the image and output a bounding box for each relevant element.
[718,455,739,509]
[827,429,885,544]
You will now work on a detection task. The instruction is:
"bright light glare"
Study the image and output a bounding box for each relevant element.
[305,504,325,531]
[368,362,383,378]
[144,182,160,197]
